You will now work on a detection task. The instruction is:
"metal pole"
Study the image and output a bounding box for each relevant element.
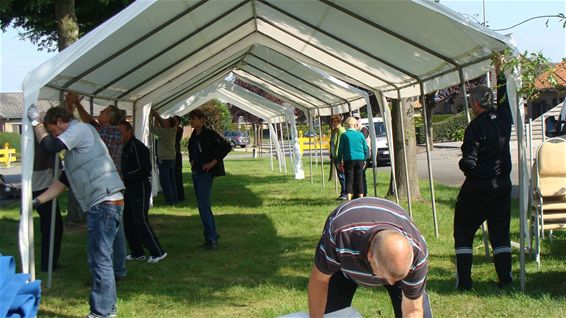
[317,109,325,188]
[459,69,471,123]
[396,90,412,217]
[420,83,439,238]
[280,122,287,174]
[46,157,59,288]
[286,121,295,173]
[267,121,273,171]
[308,112,314,183]
[541,114,546,142]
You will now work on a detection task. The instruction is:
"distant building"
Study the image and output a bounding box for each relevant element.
[528,61,566,119]
[0,92,132,134]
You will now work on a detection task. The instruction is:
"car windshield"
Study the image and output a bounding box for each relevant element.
[364,122,386,137]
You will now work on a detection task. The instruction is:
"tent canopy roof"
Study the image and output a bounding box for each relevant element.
[160,80,288,123]
[24,0,515,114]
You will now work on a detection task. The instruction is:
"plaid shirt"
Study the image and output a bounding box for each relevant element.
[98,125,123,177]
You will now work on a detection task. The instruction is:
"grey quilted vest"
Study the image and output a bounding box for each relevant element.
[64,122,124,211]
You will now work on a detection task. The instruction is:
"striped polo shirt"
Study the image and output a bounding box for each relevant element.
[314,197,429,300]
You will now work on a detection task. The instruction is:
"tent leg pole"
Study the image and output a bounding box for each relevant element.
[280,122,287,174]
[46,151,60,288]
[308,113,314,183]
[317,110,325,188]
[420,83,439,238]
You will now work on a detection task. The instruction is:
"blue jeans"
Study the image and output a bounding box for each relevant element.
[158,159,178,205]
[192,171,218,242]
[87,202,122,317]
[334,161,346,196]
[112,214,127,278]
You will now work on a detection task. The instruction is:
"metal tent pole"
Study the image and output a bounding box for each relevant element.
[420,83,439,238]
[279,122,287,174]
[376,91,399,204]
[308,112,314,183]
[317,109,325,188]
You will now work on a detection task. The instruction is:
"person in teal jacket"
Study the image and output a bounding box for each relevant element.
[338,117,369,200]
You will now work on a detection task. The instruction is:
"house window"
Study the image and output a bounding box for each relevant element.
[11,124,22,134]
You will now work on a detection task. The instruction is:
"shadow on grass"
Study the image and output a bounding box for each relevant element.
[35,213,314,317]
[151,173,296,209]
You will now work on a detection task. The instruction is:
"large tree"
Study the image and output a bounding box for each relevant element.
[388,98,421,200]
[0,0,132,51]
[1,0,132,220]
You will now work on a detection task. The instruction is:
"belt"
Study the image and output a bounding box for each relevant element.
[103,199,124,206]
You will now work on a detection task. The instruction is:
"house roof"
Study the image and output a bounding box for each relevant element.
[0,92,131,120]
[535,61,566,90]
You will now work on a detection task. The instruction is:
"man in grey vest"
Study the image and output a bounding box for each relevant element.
[28,105,124,318]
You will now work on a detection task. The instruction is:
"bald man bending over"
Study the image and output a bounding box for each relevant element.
[308,197,431,318]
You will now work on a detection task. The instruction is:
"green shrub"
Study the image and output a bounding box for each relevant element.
[0,132,21,152]
[415,112,469,143]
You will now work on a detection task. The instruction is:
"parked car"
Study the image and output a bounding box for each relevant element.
[302,130,317,137]
[359,117,390,166]
[224,131,250,148]
[0,174,21,199]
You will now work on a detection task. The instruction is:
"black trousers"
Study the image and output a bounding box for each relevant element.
[344,160,365,196]
[175,152,185,201]
[454,177,513,286]
[123,181,165,257]
[325,272,432,317]
[32,189,63,272]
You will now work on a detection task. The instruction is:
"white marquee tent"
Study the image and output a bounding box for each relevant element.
[20,0,530,289]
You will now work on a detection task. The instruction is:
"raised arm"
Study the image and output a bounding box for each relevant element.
[66,92,97,126]
[150,108,166,127]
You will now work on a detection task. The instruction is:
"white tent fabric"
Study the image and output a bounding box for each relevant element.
[20,0,527,286]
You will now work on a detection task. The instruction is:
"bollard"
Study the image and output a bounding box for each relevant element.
[252,147,258,158]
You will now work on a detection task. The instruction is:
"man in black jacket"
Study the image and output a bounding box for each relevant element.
[187,109,232,250]
[118,121,167,263]
[454,72,513,291]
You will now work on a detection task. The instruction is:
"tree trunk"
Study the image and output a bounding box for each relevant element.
[55,0,78,51]
[388,98,421,200]
[56,0,83,222]
[425,93,435,151]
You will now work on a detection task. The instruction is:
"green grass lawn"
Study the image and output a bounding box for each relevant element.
[1,158,565,317]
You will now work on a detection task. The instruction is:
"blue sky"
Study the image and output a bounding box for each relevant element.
[1,0,564,92]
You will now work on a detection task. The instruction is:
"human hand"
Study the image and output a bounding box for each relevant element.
[27,104,42,126]
[202,161,217,172]
[32,198,41,209]
[338,162,344,172]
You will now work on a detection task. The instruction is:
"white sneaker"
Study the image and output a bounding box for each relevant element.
[147,252,167,263]
[125,255,146,261]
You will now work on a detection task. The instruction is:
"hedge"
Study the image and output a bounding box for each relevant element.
[0,132,21,152]
[415,112,469,144]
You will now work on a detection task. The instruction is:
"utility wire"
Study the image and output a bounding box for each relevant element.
[493,14,565,31]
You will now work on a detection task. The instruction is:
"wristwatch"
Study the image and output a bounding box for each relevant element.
[31,119,41,127]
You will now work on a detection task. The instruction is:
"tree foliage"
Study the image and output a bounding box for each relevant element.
[0,0,133,51]
[196,99,231,134]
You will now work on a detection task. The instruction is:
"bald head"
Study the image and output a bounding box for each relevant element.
[369,230,413,283]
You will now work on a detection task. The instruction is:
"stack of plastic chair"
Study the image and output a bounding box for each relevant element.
[0,253,41,318]
[530,137,566,266]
